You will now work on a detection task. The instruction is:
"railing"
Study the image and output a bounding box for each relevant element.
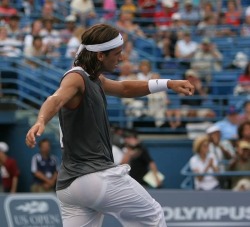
[0,56,249,134]
[180,161,250,190]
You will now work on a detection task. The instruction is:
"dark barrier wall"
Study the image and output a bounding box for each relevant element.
[145,139,193,188]
[0,115,192,191]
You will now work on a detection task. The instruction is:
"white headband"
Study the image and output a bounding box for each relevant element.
[75,33,123,57]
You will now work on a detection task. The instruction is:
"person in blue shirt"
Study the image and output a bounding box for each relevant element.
[215,106,239,141]
[30,138,58,192]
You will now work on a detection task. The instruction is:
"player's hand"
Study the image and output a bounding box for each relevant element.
[26,122,45,148]
[168,80,195,96]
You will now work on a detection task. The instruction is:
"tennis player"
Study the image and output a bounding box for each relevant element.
[26,23,194,227]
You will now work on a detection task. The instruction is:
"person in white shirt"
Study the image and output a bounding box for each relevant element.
[206,124,235,172]
[189,135,220,190]
[174,30,198,60]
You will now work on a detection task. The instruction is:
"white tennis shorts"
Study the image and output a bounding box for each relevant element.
[56,164,167,227]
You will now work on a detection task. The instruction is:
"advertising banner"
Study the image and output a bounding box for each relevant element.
[103,190,250,227]
[0,194,62,227]
[0,191,250,227]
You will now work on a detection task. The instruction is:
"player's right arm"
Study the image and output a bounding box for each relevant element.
[26,73,85,148]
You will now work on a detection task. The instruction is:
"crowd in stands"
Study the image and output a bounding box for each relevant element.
[1,0,250,191]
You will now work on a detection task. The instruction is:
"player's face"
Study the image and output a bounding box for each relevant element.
[101,46,123,72]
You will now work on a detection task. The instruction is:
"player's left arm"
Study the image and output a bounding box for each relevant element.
[100,75,194,98]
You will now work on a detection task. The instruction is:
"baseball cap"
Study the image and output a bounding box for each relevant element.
[201,37,211,44]
[227,105,239,115]
[172,13,181,21]
[238,141,250,150]
[0,142,9,152]
[206,125,220,134]
[185,0,193,5]
[65,15,77,22]
[162,0,174,8]
[185,69,199,78]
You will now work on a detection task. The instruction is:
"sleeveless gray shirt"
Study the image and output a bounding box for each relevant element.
[56,67,115,190]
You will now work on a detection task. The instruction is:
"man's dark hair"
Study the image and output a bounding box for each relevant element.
[238,121,250,139]
[38,138,50,147]
[74,23,119,78]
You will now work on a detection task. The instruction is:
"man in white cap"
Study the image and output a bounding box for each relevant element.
[206,124,236,189]
[206,124,235,169]
[0,142,20,193]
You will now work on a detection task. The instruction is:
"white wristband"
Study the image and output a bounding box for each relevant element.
[148,79,170,94]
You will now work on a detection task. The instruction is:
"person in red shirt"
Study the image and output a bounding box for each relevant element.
[154,0,175,29]
[0,0,17,22]
[0,142,20,193]
[224,0,242,27]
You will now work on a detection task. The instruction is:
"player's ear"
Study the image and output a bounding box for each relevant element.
[97,52,104,62]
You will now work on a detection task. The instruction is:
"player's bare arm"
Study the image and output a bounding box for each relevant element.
[26,73,85,148]
[100,75,195,97]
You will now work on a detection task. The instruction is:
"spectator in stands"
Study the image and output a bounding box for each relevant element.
[116,11,145,37]
[24,35,47,67]
[228,140,250,190]
[138,0,157,27]
[206,124,235,173]
[23,19,43,51]
[118,61,144,119]
[118,130,163,188]
[60,15,77,45]
[238,121,250,142]
[0,0,17,22]
[136,59,158,80]
[154,0,175,30]
[120,0,137,18]
[41,0,56,21]
[179,0,200,26]
[6,14,23,41]
[65,26,85,59]
[200,1,218,20]
[40,18,61,58]
[224,0,242,27]
[174,30,198,67]
[122,40,139,63]
[102,0,117,21]
[238,102,250,123]
[147,73,169,127]
[155,13,187,60]
[189,135,220,190]
[0,142,20,193]
[169,12,188,39]
[191,37,223,81]
[227,51,248,71]
[111,125,125,149]
[241,6,250,37]
[0,25,22,57]
[165,107,182,129]
[70,0,96,27]
[234,62,250,95]
[21,0,35,17]
[180,69,216,119]
[197,15,219,38]
[154,26,177,60]
[31,138,58,192]
[216,11,237,37]
[215,105,239,141]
